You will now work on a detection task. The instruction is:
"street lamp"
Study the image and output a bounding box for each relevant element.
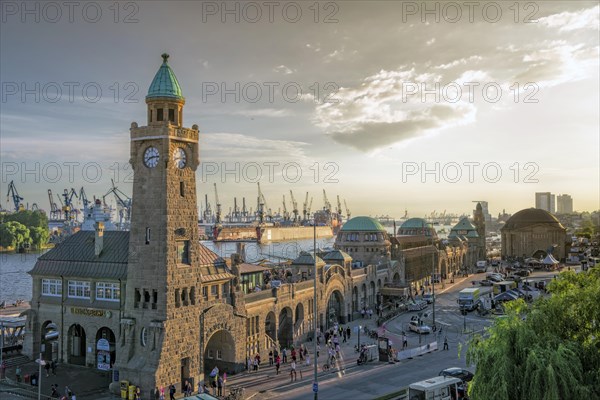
[357,325,361,349]
[38,323,59,400]
[313,223,318,400]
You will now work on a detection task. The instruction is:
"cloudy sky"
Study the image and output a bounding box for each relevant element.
[1,1,598,219]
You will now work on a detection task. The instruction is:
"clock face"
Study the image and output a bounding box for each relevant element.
[144,147,159,168]
[173,147,187,169]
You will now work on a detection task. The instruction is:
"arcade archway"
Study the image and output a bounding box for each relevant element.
[40,320,58,361]
[265,312,276,342]
[204,330,236,375]
[278,307,293,348]
[67,324,86,365]
[326,290,345,328]
[295,303,304,337]
[95,327,116,371]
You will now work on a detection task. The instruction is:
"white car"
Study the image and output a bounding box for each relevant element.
[409,320,432,334]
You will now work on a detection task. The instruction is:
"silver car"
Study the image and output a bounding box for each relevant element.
[409,320,432,334]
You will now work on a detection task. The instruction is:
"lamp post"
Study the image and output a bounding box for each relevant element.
[432,241,436,330]
[357,325,361,349]
[313,223,318,400]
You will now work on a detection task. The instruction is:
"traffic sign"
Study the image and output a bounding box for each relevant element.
[313,382,318,393]
[35,359,46,366]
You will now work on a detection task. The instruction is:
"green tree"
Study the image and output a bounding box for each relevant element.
[2,210,48,230]
[0,221,30,249]
[467,269,600,400]
[29,226,50,249]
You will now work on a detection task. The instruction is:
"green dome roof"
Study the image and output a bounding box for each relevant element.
[340,216,386,232]
[146,53,184,100]
[400,218,429,229]
[449,217,479,238]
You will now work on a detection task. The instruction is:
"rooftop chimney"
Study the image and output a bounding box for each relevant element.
[95,221,104,257]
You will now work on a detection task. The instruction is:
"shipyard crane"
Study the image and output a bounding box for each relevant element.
[302,192,309,222]
[6,181,25,212]
[203,194,212,223]
[61,188,79,221]
[289,190,299,223]
[307,197,313,220]
[257,182,271,223]
[344,199,351,221]
[241,197,247,222]
[30,203,39,211]
[282,195,289,221]
[78,187,90,210]
[336,195,343,216]
[47,189,61,220]
[104,179,132,229]
[322,189,331,214]
[214,183,222,224]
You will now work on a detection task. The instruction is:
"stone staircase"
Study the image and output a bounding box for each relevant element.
[2,355,30,368]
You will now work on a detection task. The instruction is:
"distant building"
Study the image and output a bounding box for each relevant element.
[334,216,391,266]
[448,217,484,268]
[475,201,492,224]
[557,194,573,214]
[501,208,568,260]
[535,192,555,213]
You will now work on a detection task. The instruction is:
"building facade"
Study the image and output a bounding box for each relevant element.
[501,208,568,260]
[557,194,574,214]
[24,55,409,398]
[535,192,556,213]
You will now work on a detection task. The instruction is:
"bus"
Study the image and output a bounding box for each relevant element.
[408,376,464,400]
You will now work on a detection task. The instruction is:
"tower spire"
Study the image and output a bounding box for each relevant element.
[161,53,169,63]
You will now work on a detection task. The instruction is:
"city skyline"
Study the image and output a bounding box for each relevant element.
[1,1,599,217]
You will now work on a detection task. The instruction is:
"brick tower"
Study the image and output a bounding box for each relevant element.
[116,53,203,395]
[473,202,486,260]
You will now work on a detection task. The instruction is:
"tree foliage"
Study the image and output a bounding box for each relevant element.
[29,226,50,249]
[467,269,600,400]
[1,210,48,229]
[0,221,31,249]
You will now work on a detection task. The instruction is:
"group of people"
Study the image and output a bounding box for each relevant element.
[360,307,375,319]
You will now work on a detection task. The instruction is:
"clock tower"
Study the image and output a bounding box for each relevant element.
[116,53,204,394]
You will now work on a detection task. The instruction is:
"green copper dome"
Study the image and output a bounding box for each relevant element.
[400,218,429,229]
[340,216,386,232]
[146,53,184,100]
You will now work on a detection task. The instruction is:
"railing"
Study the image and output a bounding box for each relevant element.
[265,333,277,352]
[245,289,274,303]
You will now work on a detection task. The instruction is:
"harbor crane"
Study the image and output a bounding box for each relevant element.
[104,179,132,229]
[61,188,79,221]
[47,189,62,220]
[289,190,299,222]
[257,182,271,223]
[302,192,309,221]
[6,180,25,212]
[323,189,331,214]
[78,187,90,210]
[344,199,351,220]
[307,197,313,220]
[30,203,39,211]
[242,197,247,222]
[282,195,289,221]
[214,183,222,224]
[203,194,212,223]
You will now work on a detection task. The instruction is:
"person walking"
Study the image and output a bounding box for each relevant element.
[346,326,351,340]
[342,328,347,343]
[45,360,51,377]
[269,350,274,366]
[290,360,297,382]
[282,347,288,363]
[153,386,160,400]
[402,333,408,349]
[168,384,176,400]
[443,336,449,351]
[51,360,57,375]
[15,365,22,382]
[217,376,223,397]
[275,355,281,375]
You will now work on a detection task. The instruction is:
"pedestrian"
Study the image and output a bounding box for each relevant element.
[154,386,160,400]
[275,355,281,375]
[169,384,176,400]
[15,365,22,382]
[342,329,347,343]
[253,356,259,371]
[361,308,365,318]
[217,376,223,397]
[159,386,165,400]
[346,326,351,340]
[305,353,311,367]
[51,384,60,399]
[134,386,141,400]
[247,357,252,372]
[290,360,297,382]
[51,360,57,375]
[291,347,297,362]
[269,349,274,366]
[185,380,192,396]
[443,336,449,351]
[402,333,408,349]
[71,392,76,400]
[282,347,288,363]
[45,360,51,377]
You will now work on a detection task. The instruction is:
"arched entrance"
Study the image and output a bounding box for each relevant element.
[531,249,547,259]
[278,307,293,348]
[40,320,58,361]
[95,327,116,371]
[67,324,86,365]
[204,330,236,375]
[326,290,345,328]
[265,312,276,342]
[392,273,401,284]
[294,303,304,338]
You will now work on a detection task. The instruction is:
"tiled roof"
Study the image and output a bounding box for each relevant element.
[322,249,351,261]
[239,263,270,274]
[29,231,129,279]
[291,251,324,266]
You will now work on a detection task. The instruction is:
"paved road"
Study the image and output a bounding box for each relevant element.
[230,266,572,399]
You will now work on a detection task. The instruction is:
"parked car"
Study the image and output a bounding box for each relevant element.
[439,367,475,382]
[515,269,530,277]
[487,274,504,283]
[409,320,432,334]
[479,279,493,286]
[476,266,487,273]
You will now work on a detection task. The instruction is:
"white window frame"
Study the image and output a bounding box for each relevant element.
[68,280,91,299]
[96,282,120,302]
[41,278,62,297]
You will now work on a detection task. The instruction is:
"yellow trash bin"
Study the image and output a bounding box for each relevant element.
[120,380,129,399]
[128,384,136,400]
